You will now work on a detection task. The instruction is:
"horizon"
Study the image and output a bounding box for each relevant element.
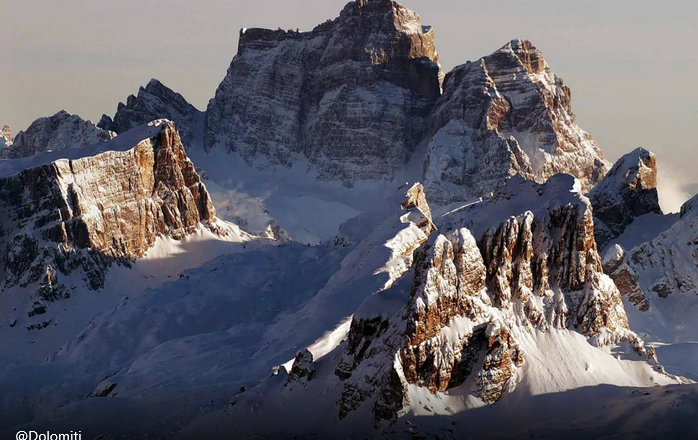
[2,0,696,208]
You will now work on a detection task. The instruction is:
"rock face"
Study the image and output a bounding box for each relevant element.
[424,39,610,204]
[98,79,202,148]
[0,120,224,317]
[334,175,654,426]
[1,111,114,159]
[590,148,662,251]
[286,349,317,386]
[204,0,442,186]
[613,194,698,309]
[602,245,649,311]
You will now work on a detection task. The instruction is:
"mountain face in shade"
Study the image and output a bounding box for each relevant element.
[204,0,442,186]
[424,39,610,204]
[98,79,202,148]
[1,110,114,159]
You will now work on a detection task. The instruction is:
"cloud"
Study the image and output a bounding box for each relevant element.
[657,167,693,213]
[206,182,274,233]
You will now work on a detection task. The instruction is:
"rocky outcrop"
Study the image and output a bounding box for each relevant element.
[98,79,202,147]
[613,194,698,309]
[400,182,435,233]
[1,111,114,159]
[262,220,293,242]
[205,0,441,186]
[590,148,662,250]
[0,120,226,316]
[286,349,317,386]
[0,125,11,148]
[602,245,649,311]
[334,175,653,426]
[424,39,610,204]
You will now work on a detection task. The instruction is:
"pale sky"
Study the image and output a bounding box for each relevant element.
[2,0,696,206]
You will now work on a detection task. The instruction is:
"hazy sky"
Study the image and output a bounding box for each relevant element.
[2,0,696,207]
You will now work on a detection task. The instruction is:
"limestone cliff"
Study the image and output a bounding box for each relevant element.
[0,120,226,317]
[205,0,442,186]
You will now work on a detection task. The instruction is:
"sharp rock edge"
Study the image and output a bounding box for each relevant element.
[98,79,202,148]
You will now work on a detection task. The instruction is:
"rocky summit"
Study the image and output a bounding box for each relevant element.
[99,79,203,148]
[424,39,610,204]
[204,0,442,185]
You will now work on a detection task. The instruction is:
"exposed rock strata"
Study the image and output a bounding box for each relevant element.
[205,0,442,186]
[286,349,317,386]
[0,125,11,148]
[602,245,649,311]
[335,176,656,426]
[424,39,610,204]
[0,120,225,316]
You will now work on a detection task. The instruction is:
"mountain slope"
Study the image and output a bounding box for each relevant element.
[0,181,435,437]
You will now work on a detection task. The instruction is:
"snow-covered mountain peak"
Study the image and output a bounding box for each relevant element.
[680,193,698,218]
[207,173,676,436]
[590,147,662,250]
[1,110,115,159]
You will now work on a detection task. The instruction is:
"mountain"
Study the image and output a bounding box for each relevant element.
[98,79,203,147]
[181,175,679,439]
[0,120,239,326]
[204,0,441,186]
[424,39,610,204]
[590,148,662,251]
[1,0,696,438]
[0,110,115,159]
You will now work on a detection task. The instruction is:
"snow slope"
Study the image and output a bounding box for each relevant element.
[0,182,433,438]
